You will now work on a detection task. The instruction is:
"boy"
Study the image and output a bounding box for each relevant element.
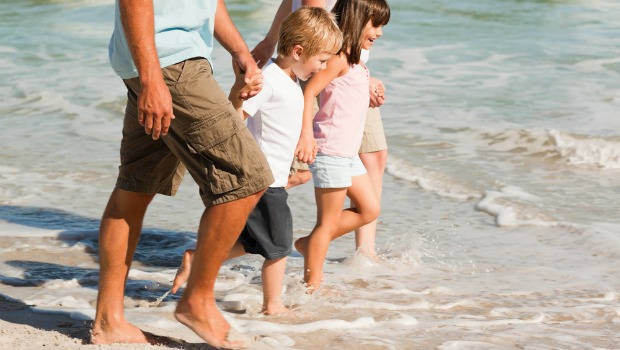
[171,7,342,315]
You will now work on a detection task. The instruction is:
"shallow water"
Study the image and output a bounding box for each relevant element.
[1,0,620,348]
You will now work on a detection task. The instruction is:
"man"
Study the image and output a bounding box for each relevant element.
[91,0,274,348]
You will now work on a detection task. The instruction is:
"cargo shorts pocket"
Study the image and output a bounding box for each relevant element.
[184,106,248,195]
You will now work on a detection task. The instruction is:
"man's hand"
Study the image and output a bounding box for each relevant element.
[138,76,175,140]
[233,52,263,100]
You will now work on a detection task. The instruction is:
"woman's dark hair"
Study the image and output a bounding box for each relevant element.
[332,0,390,64]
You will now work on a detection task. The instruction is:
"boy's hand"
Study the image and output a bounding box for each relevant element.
[295,132,318,164]
[369,77,386,108]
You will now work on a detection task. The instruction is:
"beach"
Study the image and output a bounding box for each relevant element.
[2,0,620,348]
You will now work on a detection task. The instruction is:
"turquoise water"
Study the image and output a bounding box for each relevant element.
[1,0,620,348]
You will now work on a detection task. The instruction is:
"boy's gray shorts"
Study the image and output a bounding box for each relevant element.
[238,187,293,260]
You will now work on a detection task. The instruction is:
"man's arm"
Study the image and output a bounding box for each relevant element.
[118,0,173,140]
[214,0,262,99]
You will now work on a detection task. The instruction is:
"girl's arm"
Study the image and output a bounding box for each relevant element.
[295,53,349,163]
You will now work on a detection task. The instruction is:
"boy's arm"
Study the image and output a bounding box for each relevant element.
[214,0,262,99]
[228,75,248,120]
[295,53,348,164]
[118,0,174,140]
[251,0,292,68]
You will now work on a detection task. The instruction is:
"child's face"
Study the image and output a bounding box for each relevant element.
[293,52,333,81]
[361,20,383,50]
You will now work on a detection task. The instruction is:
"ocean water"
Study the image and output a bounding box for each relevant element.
[1,0,620,349]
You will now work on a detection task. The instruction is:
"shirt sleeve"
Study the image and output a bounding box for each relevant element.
[242,80,273,118]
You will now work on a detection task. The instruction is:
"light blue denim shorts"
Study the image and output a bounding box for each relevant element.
[309,153,367,188]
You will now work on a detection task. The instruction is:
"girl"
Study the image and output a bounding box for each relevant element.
[294,0,391,290]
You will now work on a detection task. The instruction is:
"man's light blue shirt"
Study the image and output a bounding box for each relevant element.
[109,0,217,79]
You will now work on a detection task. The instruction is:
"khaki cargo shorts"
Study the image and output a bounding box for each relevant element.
[117,58,274,207]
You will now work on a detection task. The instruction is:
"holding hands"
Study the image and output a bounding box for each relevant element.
[369,77,385,108]
[233,52,263,100]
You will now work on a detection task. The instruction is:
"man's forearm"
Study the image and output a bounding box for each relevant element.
[214,0,250,57]
[118,0,162,82]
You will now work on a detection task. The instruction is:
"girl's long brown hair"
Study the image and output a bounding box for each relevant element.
[332,0,390,65]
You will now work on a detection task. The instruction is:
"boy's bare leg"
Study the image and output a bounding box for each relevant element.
[91,188,155,344]
[354,150,387,257]
[261,257,289,315]
[285,169,312,190]
[174,190,263,349]
[171,242,247,294]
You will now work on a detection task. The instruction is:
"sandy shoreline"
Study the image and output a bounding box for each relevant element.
[0,295,254,350]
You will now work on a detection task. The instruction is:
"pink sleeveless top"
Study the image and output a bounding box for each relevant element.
[314,63,370,157]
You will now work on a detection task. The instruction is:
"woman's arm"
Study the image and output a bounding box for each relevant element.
[251,0,292,68]
[301,0,327,6]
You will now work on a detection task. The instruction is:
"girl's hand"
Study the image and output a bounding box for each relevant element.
[295,132,318,164]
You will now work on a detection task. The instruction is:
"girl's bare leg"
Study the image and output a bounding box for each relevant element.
[301,187,347,289]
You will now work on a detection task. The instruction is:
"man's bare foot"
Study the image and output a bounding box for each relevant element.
[175,298,247,349]
[262,303,290,316]
[171,249,194,294]
[91,319,165,345]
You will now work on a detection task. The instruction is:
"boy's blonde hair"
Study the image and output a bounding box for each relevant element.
[277,7,343,59]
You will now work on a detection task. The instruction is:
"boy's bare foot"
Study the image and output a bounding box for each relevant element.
[171,249,194,294]
[175,297,247,349]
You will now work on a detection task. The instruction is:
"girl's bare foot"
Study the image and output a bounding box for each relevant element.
[294,237,307,256]
[262,303,290,316]
[171,249,194,294]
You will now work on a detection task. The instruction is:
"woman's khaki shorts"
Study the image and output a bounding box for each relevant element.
[117,58,274,207]
[359,107,388,153]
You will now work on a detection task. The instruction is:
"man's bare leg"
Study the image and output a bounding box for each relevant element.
[91,188,155,344]
[175,190,264,349]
